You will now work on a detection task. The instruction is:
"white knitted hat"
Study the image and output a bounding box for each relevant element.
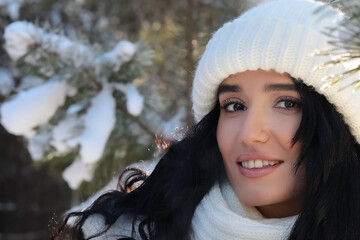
[192,0,360,144]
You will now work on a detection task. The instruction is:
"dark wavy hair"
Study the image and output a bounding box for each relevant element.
[52,79,360,240]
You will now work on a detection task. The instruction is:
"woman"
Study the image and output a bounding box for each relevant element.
[54,0,360,239]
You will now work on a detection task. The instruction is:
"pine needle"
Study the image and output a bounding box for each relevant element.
[316,0,360,91]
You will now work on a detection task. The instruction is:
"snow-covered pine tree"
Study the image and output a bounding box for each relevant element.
[1,19,156,190]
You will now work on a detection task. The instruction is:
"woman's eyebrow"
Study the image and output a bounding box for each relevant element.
[217,84,241,96]
[264,83,297,92]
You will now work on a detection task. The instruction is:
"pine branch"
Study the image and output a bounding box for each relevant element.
[316,0,360,91]
[117,103,156,138]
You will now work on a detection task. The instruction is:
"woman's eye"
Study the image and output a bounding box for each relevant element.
[275,98,300,110]
[222,102,246,112]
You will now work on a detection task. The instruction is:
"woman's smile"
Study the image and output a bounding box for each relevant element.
[240,160,282,168]
[236,153,284,178]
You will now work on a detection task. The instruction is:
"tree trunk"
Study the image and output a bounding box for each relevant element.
[185,0,196,127]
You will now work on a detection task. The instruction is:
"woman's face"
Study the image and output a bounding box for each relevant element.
[217,69,305,218]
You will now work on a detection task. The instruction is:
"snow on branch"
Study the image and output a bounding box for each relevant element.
[4,21,94,68]
[1,19,152,189]
[4,21,40,61]
[4,21,140,73]
[62,157,95,189]
[94,40,137,74]
[113,83,144,116]
[0,77,68,135]
[67,86,116,164]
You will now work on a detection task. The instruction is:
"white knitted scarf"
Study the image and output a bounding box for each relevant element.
[83,182,297,240]
[191,182,297,240]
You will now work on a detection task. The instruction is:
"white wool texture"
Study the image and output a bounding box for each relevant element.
[192,0,360,144]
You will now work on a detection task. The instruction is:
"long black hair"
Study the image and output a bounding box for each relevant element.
[289,79,360,240]
[53,79,360,240]
[52,100,225,240]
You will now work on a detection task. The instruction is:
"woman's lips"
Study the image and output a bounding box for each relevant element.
[236,153,283,178]
[238,163,282,178]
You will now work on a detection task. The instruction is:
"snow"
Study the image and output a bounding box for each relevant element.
[27,132,51,160]
[113,40,137,62]
[125,84,144,116]
[51,116,82,153]
[7,2,21,20]
[42,34,94,68]
[0,68,14,96]
[113,83,144,116]
[66,102,86,115]
[4,20,94,67]
[4,21,40,61]
[0,79,67,135]
[62,157,94,189]
[67,86,116,164]
[94,40,137,74]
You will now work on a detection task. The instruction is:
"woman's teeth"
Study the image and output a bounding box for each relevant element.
[241,159,281,169]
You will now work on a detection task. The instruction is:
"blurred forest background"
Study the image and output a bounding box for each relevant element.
[0,0,256,239]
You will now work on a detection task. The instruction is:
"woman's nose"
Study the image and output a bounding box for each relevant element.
[239,108,270,147]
